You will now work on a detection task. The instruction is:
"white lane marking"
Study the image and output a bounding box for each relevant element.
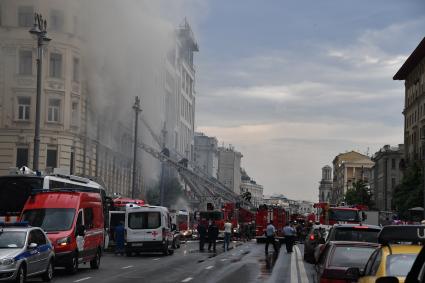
[181,277,193,282]
[153,258,160,261]
[231,253,236,256]
[220,258,228,261]
[295,246,309,283]
[74,277,91,283]
[290,250,297,283]
[206,265,214,270]
[121,265,133,269]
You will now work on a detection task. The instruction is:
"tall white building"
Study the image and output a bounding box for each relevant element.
[193,132,218,178]
[217,146,242,195]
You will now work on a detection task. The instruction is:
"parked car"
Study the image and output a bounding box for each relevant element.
[125,205,175,256]
[316,241,378,283]
[0,223,55,282]
[346,225,424,283]
[303,224,331,263]
[315,224,382,263]
[21,191,105,274]
[326,224,382,243]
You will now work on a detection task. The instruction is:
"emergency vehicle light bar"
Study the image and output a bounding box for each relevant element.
[378,225,425,244]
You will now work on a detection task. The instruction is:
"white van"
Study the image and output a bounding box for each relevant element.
[124,205,174,256]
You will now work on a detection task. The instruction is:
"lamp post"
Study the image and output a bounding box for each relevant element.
[29,14,51,172]
[132,96,142,199]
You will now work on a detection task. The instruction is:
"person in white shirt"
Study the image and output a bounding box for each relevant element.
[224,220,232,251]
[265,220,278,253]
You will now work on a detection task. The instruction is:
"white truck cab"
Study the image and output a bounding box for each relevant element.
[124,205,174,256]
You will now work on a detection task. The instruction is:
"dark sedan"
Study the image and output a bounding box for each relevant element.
[316,241,378,283]
[304,224,331,263]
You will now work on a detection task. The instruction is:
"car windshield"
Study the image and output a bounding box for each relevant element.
[333,228,380,242]
[128,212,161,229]
[22,208,75,232]
[329,209,360,222]
[330,246,376,268]
[0,231,26,248]
[386,254,417,277]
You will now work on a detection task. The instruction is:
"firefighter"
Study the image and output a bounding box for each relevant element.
[198,221,207,252]
[283,222,296,253]
[265,220,278,254]
[208,220,219,252]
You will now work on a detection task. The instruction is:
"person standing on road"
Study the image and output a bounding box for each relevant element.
[114,221,125,255]
[265,220,278,254]
[198,222,207,252]
[208,220,219,252]
[283,222,296,253]
[224,219,232,252]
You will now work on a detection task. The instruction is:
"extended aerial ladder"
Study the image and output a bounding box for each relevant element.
[138,115,241,208]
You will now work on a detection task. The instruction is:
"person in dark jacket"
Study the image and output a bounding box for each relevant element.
[114,221,125,255]
[197,222,207,251]
[208,221,219,252]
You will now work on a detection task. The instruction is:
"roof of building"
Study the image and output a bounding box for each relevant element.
[333,151,372,165]
[393,37,425,80]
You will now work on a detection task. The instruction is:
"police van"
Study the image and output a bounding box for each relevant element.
[124,205,175,256]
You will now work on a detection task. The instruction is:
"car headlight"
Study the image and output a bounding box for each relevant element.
[57,236,71,246]
[0,258,15,266]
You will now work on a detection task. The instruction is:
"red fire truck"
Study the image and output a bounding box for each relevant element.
[255,205,288,243]
[314,202,365,225]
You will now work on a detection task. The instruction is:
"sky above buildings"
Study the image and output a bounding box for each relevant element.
[179,0,425,201]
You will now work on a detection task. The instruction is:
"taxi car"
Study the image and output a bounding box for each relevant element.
[0,222,55,282]
[346,225,423,283]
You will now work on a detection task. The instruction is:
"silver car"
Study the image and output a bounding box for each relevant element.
[0,224,55,282]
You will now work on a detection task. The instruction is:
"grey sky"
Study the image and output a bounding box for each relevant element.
[181,0,425,201]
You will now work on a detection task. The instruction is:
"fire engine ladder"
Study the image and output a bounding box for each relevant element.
[136,141,238,204]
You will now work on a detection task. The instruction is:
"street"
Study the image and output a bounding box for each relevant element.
[39,241,315,283]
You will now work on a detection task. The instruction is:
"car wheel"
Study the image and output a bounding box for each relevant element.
[15,264,26,283]
[90,249,101,269]
[66,252,78,274]
[168,248,174,255]
[41,260,53,282]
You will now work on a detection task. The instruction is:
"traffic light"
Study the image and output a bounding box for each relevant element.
[207,203,214,210]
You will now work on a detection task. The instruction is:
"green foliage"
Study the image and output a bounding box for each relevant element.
[393,163,423,219]
[344,180,374,207]
[145,177,186,207]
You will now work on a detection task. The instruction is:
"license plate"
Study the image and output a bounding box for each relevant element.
[132,243,143,247]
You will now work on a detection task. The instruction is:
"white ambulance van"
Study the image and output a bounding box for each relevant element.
[124,205,174,256]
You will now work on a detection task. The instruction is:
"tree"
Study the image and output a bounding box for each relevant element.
[344,180,374,207]
[393,163,423,219]
[145,177,186,207]
[241,191,252,203]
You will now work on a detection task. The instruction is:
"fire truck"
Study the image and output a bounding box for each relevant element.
[222,203,255,239]
[255,205,288,243]
[313,202,366,225]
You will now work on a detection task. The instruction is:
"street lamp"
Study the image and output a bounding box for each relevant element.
[29,14,51,172]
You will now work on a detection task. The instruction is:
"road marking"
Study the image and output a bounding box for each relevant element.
[220,258,228,261]
[74,277,91,283]
[206,265,214,270]
[290,250,298,282]
[295,246,309,283]
[153,258,160,261]
[121,265,133,269]
[181,277,193,282]
[231,253,236,256]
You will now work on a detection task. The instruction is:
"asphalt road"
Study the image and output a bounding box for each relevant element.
[28,241,316,283]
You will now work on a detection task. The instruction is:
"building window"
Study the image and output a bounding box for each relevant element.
[71,102,79,126]
[49,53,62,78]
[73,58,80,82]
[17,97,31,121]
[50,9,64,31]
[48,98,61,122]
[70,149,75,175]
[18,6,34,27]
[46,148,57,168]
[391,178,396,189]
[19,50,33,75]
[16,148,29,167]
[391,159,396,169]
